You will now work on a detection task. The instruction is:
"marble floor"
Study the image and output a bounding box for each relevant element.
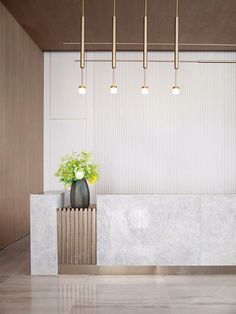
[0,237,236,314]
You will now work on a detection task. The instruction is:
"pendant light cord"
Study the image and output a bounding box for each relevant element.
[112,68,115,85]
[144,68,147,86]
[175,68,177,86]
[81,68,84,85]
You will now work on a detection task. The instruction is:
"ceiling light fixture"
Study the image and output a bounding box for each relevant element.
[110,0,118,94]
[79,0,86,94]
[141,0,148,95]
[172,0,180,95]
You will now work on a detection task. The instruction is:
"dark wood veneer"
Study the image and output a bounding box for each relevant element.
[1,0,236,51]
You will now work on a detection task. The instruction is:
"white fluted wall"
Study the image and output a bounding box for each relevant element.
[44,51,236,200]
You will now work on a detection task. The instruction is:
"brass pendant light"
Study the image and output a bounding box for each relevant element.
[141,0,148,95]
[172,0,180,95]
[79,0,86,94]
[110,0,118,94]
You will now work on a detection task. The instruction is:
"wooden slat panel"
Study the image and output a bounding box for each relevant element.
[83,209,88,265]
[58,207,97,266]
[57,209,62,264]
[66,209,71,264]
[70,209,75,264]
[61,208,66,264]
[87,208,92,265]
[78,209,83,264]
[92,209,97,265]
[74,209,79,264]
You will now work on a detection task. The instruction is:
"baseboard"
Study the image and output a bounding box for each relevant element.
[59,265,236,275]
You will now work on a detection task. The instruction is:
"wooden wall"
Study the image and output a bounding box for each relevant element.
[0,2,43,249]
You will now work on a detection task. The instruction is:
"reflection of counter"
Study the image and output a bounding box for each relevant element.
[30,191,69,275]
[97,195,236,266]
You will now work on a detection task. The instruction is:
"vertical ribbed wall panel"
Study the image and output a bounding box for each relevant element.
[46,51,236,196]
[93,51,236,194]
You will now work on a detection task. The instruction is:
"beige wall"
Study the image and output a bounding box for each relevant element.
[0,2,43,249]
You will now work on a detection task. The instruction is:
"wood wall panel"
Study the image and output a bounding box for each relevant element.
[0,2,43,249]
[1,0,236,51]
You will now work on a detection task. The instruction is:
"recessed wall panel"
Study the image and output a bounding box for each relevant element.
[50,52,87,119]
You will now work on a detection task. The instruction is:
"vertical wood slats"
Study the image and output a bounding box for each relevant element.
[57,208,97,265]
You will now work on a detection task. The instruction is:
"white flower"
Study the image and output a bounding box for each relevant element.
[74,170,84,180]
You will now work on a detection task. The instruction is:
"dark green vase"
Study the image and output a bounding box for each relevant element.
[70,179,90,208]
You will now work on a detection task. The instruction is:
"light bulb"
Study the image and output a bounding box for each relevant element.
[172,86,180,95]
[79,85,86,94]
[110,84,118,94]
[141,85,149,95]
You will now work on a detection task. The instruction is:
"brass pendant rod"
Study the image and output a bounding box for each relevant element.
[174,0,179,70]
[64,42,236,47]
[112,0,117,69]
[80,0,85,69]
[112,16,117,69]
[75,59,236,64]
[143,0,148,69]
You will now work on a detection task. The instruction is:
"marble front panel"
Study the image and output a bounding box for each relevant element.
[30,191,64,275]
[97,195,236,266]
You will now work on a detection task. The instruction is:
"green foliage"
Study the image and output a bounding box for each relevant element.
[55,151,100,190]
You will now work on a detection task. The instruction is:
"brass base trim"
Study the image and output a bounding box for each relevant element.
[59,265,236,275]
[64,42,236,47]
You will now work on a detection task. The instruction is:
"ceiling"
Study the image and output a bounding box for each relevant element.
[1,0,236,51]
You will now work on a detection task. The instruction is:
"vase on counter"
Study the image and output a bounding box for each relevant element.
[70,179,90,208]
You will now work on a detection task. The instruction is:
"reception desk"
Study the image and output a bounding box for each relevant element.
[30,193,236,275]
[97,195,236,266]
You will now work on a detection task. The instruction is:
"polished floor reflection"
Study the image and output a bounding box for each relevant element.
[1,237,236,314]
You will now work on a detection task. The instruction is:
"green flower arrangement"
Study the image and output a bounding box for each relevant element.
[55,151,99,190]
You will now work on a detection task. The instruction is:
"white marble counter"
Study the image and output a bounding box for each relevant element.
[97,195,236,266]
[30,191,69,275]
